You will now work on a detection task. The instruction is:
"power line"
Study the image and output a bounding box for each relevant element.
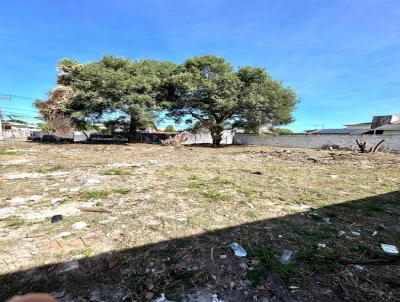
[0,94,39,100]
[1,106,38,113]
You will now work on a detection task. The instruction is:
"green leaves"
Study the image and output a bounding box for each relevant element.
[165,55,297,145]
[36,54,296,145]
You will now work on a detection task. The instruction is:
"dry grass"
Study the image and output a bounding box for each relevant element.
[0,142,399,301]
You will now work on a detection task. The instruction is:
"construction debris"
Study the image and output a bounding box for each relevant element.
[356,139,385,153]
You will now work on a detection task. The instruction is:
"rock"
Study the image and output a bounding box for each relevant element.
[0,207,16,218]
[220,254,227,259]
[354,265,364,272]
[10,195,43,205]
[29,195,43,202]
[2,159,30,165]
[85,178,101,185]
[9,196,28,205]
[72,221,87,230]
[51,215,63,223]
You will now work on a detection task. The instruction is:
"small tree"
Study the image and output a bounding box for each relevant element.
[35,59,81,135]
[164,56,297,146]
[68,56,177,142]
[164,125,176,132]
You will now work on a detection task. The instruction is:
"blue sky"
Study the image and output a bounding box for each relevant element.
[0,0,399,131]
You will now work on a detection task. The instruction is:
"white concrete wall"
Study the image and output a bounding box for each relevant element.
[183,130,234,145]
[1,129,33,141]
[233,134,400,151]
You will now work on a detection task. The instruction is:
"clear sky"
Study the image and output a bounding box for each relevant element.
[0,0,399,131]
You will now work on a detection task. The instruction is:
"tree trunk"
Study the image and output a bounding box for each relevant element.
[210,124,224,147]
[128,115,138,143]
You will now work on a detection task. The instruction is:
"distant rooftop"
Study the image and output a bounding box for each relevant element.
[310,128,366,135]
[373,123,400,131]
[343,122,371,127]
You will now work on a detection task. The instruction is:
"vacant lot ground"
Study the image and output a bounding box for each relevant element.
[0,142,399,301]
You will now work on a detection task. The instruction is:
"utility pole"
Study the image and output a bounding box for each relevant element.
[0,109,3,140]
[0,95,11,140]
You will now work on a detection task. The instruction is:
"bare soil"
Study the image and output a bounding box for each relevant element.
[0,142,399,301]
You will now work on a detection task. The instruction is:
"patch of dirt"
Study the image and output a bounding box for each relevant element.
[0,142,399,301]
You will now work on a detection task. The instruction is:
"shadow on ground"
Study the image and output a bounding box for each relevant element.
[1,191,399,301]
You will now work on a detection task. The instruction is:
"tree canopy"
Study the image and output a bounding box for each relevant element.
[35,55,296,145]
[163,55,297,145]
[66,56,176,141]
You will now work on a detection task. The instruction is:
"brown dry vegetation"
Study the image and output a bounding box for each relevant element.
[0,142,399,301]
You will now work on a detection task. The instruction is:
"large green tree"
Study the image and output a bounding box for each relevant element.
[163,55,297,146]
[67,56,176,142]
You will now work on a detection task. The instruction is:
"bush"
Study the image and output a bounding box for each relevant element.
[164,125,176,132]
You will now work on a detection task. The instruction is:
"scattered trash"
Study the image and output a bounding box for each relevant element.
[229,242,247,257]
[51,215,63,223]
[381,244,399,255]
[51,198,63,206]
[69,187,81,192]
[251,171,263,175]
[56,260,79,273]
[154,293,168,302]
[338,231,346,237]
[53,291,66,299]
[351,231,360,236]
[280,249,294,264]
[353,265,364,272]
[372,231,377,236]
[72,221,87,230]
[219,254,227,259]
[329,175,338,179]
[145,292,154,300]
[211,294,224,302]
[323,217,332,224]
[317,243,326,248]
[56,231,72,238]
